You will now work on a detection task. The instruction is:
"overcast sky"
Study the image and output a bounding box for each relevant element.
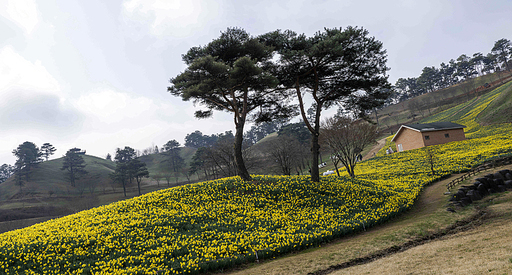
[1,0,511,165]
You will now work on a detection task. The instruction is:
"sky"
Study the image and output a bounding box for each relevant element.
[1,0,512,165]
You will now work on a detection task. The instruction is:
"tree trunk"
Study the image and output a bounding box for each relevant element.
[309,100,323,182]
[333,158,340,177]
[343,163,355,178]
[310,133,320,182]
[234,123,252,181]
[122,181,127,197]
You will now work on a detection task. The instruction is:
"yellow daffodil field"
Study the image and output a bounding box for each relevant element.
[1,82,512,274]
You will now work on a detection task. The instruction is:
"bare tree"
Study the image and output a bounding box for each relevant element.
[265,135,304,175]
[420,97,434,115]
[321,116,378,177]
[423,146,439,176]
[151,172,164,187]
[408,100,425,118]
[163,173,172,187]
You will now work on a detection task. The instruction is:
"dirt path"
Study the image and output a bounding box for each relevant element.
[362,137,387,161]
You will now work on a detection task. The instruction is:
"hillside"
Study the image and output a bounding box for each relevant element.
[0,155,115,201]
[477,81,512,125]
[2,81,512,274]
[375,71,512,135]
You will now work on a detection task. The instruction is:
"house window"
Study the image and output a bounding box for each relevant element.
[397,144,403,152]
[445,133,450,138]
[425,135,430,140]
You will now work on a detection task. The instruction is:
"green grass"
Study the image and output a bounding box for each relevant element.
[477,81,512,125]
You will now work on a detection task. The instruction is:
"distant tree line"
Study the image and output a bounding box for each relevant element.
[188,131,249,180]
[389,38,512,104]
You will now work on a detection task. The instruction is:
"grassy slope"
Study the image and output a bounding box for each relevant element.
[477,81,512,125]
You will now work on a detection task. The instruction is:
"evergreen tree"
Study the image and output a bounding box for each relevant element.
[112,147,136,197]
[61,148,88,187]
[41,143,56,161]
[0,164,14,183]
[169,27,296,181]
[263,27,390,181]
[491,38,512,71]
[12,141,42,181]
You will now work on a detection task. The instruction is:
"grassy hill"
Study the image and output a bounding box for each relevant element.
[0,155,116,201]
[2,81,512,274]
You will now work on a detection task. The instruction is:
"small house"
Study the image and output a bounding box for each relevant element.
[391,122,466,152]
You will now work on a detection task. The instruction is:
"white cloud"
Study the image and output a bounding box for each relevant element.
[0,45,84,163]
[73,88,176,126]
[121,0,221,38]
[0,0,39,35]
[0,46,74,132]
[0,46,61,96]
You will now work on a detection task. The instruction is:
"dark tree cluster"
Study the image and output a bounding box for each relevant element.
[184,131,219,148]
[277,122,311,146]
[5,142,56,190]
[111,146,149,196]
[243,118,290,146]
[390,38,512,103]
[61,148,88,187]
[11,141,44,190]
